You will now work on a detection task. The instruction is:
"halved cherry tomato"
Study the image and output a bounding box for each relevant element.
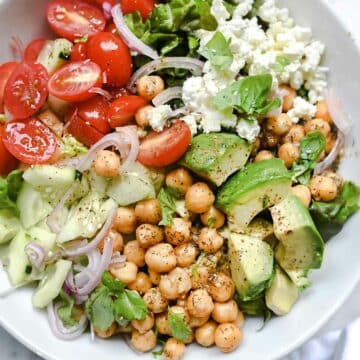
[87,32,132,88]
[138,120,191,167]
[105,23,118,35]
[0,62,18,113]
[72,95,111,134]
[0,125,18,176]
[48,60,102,102]
[121,0,155,20]
[67,114,104,147]
[46,0,106,41]
[71,42,87,61]
[4,62,49,119]
[3,119,58,164]
[108,95,148,128]
[24,38,47,63]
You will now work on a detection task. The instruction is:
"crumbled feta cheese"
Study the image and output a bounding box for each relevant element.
[287,96,317,123]
[210,0,230,23]
[148,105,172,132]
[236,120,260,142]
[181,114,200,135]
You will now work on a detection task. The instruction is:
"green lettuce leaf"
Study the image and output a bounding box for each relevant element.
[57,290,78,328]
[0,170,23,216]
[158,188,178,226]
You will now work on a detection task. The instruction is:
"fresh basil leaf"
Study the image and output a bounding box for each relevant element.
[57,290,77,328]
[199,31,233,70]
[113,289,147,321]
[102,271,126,294]
[256,98,281,116]
[158,188,177,226]
[168,311,192,342]
[273,54,291,73]
[299,131,326,161]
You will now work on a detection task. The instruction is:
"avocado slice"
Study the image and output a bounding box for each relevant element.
[216,159,292,232]
[229,233,274,301]
[271,195,324,270]
[243,218,278,248]
[265,266,299,316]
[285,269,311,290]
[181,133,251,186]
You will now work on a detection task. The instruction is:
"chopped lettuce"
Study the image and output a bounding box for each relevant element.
[0,170,23,216]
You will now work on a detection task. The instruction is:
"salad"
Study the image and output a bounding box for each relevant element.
[0,0,359,358]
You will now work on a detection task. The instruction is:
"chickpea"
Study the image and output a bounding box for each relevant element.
[145,243,177,273]
[135,105,154,128]
[191,266,211,290]
[98,230,123,253]
[187,289,214,318]
[198,228,224,254]
[131,329,157,352]
[188,315,209,328]
[148,268,161,285]
[280,85,296,112]
[169,267,192,297]
[169,305,190,325]
[156,312,171,335]
[267,114,292,136]
[304,118,331,137]
[185,183,215,214]
[165,218,191,246]
[182,330,194,345]
[163,338,186,360]
[118,323,132,333]
[135,199,162,225]
[282,124,305,144]
[94,323,117,338]
[124,240,146,267]
[177,298,187,307]
[215,323,243,353]
[200,207,225,229]
[255,150,274,163]
[131,313,155,334]
[212,300,238,324]
[110,261,138,284]
[94,150,120,178]
[291,185,311,207]
[315,100,332,124]
[278,143,300,168]
[136,224,164,249]
[323,170,343,189]
[262,130,279,149]
[143,287,168,314]
[114,207,136,234]
[232,311,244,329]
[128,272,152,294]
[159,275,178,300]
[136,75,165,100]
[175,243,198,267]
[166,168,193,195]
[195,321,217,347]
[310,175,338,202]
[208,273,235,303]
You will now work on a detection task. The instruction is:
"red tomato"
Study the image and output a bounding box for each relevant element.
[4,63,49,119]
[67,114,104,147]
[86,32,132,88]
[3,119,58,164]
[24,38,47,63]
[73,95,111,134]
[0,125,18,176]
[46,0,106,41]
[71,42,87,61]
[121,0,155,20]
[105,23,118,35]
[138,120,191,167]
[48,60,102,102]
[82,0,115,6]
[108,95,148,128]
[0,62,17,113]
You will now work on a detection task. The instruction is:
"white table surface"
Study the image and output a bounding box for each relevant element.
[1,0,359,359]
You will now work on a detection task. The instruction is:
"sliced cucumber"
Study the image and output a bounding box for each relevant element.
[28,226,57,253]
[86,168,109,196]
[0,210,21,244]
[32,259,72,309]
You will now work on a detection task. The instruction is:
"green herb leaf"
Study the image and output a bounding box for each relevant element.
[273,54,291,73]
[6,170,23,202]
[158,188,177,226]
[297,86,309,100]
[168,311,192,342]
[74,35,88,43]
[59,135,88,158]
[199,31,233,70]
[191,251,206,281]
[102,271,126,294]
[57,290,77,328]
[0,170,24,216]
[207,217,216,228]
[113,289,147,321]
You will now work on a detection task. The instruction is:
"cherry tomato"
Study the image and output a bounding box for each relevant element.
[121,0,155,20]
[72,95,111,134]
[108,95,148,128]
[87,32,132,88]
[24,38,47,63]
[48,60,102,102]
[3,119,58,164]
[138,120,191,167]
[71,42,87,61]
[0,62,18,113]
[105,23,118,35]
[4,62,49,119]
[46,0,106,41]
[82,0,116,6]
[0,125,18,176]
[67,114,104,147]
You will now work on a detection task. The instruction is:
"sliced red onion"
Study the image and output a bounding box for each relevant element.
[111,4,159,60]
[128,57,205,93]
[9,35,23,61]
[115,126,140,172]
[110,252,126,266]
[152,87,183,107]
[168,107,189,119]
[102,2,113,21]
[24,242,46,270]
[89,87,113,101]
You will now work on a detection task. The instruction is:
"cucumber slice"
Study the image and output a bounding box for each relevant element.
[32,259,72,309]
[86,169,109,196]
[28,226,57,253]
[0,210,21,244]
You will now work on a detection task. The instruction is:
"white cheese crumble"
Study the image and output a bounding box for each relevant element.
[147,105,172,132]
[236,120,261,142]
[287,96,317,123]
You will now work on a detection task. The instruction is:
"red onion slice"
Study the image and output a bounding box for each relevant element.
[89,87,113,101]
[110,252,126,266]
[128,57,204,93]
[9,35,24,61]
[102,2,113,21]
[111,4,159,60]
[115,126,140,172]
[152,87,183,107]
[24,242,46,270]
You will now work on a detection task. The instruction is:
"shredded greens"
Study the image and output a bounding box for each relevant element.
[0,170,23,216]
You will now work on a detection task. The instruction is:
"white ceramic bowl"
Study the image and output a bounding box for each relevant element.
[0,1,359,359]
